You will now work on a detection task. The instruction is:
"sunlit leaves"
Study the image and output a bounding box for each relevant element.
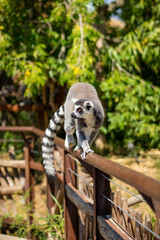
[101,71,160,148]
[0,0,159,149]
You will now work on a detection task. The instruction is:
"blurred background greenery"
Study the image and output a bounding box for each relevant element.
[0,0,160,150]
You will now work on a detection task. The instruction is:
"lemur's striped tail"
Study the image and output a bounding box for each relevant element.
[42,105,64,180]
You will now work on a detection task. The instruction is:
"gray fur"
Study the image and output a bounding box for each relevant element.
[42,83,104,180]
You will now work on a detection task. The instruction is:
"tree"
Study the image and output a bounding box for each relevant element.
[0,0,160,148]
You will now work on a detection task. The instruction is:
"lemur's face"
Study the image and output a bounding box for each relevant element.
[71,101,93,120]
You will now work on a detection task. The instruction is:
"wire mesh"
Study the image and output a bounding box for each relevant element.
[101,173,146,204]
[68,168,93,189]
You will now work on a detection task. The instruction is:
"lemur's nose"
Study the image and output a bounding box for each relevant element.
[71,112,77,118]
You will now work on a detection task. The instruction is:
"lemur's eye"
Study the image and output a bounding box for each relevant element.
[77,107,83,113]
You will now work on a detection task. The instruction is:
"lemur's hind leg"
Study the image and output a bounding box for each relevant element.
[88,130,99,145]
[64,118,76,150]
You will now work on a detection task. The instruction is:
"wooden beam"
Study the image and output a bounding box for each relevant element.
[93,169,111,239]
[0,160,44,172]
[128,194,144,207]
[0,160,25,168]
[97,216,132,240]
[64,153,79,240]
[0,185,23,195]
[65,183,93,222]
[29,161,44,172]
[0,104,52,112]
[0,234,28,240]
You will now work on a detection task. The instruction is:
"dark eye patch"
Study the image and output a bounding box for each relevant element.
[86,103,91,110]
[77,107,83,113]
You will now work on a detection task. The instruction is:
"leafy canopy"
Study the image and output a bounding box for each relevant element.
[0,0,160,148]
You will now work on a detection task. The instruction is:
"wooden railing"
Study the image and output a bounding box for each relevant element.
[0,126,160,240]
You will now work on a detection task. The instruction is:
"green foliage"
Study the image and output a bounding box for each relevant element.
[99,0,160,149]
[101,71,160,148]
[0,0,104,96]
[0,194,64,239]
[0,131,24,153]
[121,0,160,31]
[60,23,101,86]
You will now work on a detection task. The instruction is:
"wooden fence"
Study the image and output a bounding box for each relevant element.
[0,126,160,240]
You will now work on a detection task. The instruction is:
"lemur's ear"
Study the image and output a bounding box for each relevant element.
[84,101,93,110]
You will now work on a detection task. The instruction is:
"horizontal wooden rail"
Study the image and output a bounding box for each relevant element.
[54,137,160,202]
[29,162,44,172]
[0,126,44,138]
[0,160,25,168]
[0,103,51,112]
[66,183,93,221]
[0,159,44,172]
[0,186,24,195]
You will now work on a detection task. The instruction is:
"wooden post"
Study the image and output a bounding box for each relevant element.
[46,180,55,214]
[28,137,35,210]
[24,136,35,239]
[46,145,56,214]
[64,153,79,240]
[93,169,111,240]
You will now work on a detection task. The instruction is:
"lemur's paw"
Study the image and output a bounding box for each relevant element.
[73,145,81,152]
[81,148,94,160]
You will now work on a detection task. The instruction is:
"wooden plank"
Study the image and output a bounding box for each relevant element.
[3,168,14,187]
[97,216,132,240]
[135,211,143,240]
[128,194,144,207]
[143,214,152,240]
[112,190,119,222]
[46,179,55,214]
[121,197,128,231]
[0,160,44,178]
[29,162,44,172]
[0,103,51,112]
[64,153,79,240]
[112,192,116,220]
[0,234,28,240]
[154,218,160,240]
[0,186,23,195]
[51,182,64,215]
[9,147,23,187]
[116,189,121,224]
[127,208,136,238]
[65,183,93,221]
[0,160,25,169]
[19,169,25,187]
[0,169,14,214]
[24,143,32,240]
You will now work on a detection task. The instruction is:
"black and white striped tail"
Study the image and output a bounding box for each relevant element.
[42,105,64,181]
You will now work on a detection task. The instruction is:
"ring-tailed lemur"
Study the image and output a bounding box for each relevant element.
[42,83,104,180]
